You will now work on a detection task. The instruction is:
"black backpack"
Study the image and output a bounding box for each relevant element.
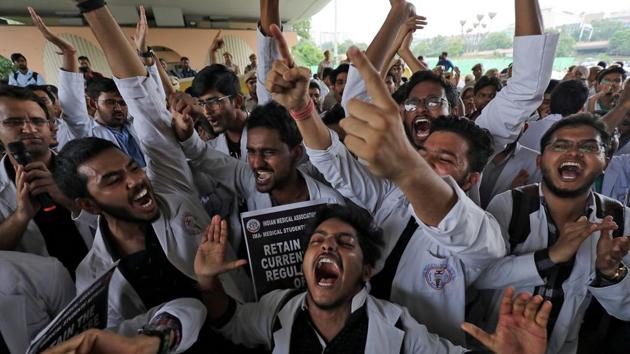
[13,71,39,84]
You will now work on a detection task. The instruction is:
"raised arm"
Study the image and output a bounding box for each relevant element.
[256,0,281,106]
[29,7,77,73]
[397,30,428,75]
[209,30,224,65]
[601,79,630,133]
[475,0,557,156]
[340,47,456,226]
[380,13,427,79]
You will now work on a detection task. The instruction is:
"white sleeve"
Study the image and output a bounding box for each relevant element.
[410,177,507,280]
[8,73,17,86]
[113,75,196,195]
[180,130,257,198]
[399,307,466,354]
[589,268,630,321]
[340,65,370,114]
[475,33,559,156]
[37,74,46,85]
[256,25,280,106]
[58,70,91,144]
[147,62,167,103]
[473,253,546,289]
[113,298,207,354]
[304,129,395,213]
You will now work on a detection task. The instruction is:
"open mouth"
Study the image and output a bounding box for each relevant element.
[557,161,583,182]
[131,186,154,210]
[413,118,431,140]
[314,254,341,288]
[255,170,273,185]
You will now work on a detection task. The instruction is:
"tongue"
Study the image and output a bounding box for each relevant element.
[257,172,272,184]
[415,121,430,138]
[317,263,339,281]
[560,167,579,180]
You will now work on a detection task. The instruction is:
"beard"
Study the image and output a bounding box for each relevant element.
[93,199,160,223]
[541,165,599,198]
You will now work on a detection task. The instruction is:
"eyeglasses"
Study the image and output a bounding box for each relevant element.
[403,96,447,112]
[1,117,49,129]
[200,95,232,109]
[546,140,605,154]
[98,99,127,107]
[601,78,623,85]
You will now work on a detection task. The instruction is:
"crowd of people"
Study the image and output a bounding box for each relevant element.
[1,0,629,353]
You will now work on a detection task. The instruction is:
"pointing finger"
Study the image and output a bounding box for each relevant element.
[270,24,294,68]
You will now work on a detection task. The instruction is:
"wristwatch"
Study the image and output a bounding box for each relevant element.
[138,325,171,354]
[138,47,154,58]
[598,264,628,283]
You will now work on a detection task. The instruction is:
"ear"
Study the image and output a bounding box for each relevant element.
[362,264,373,282]
[233,94,244,109]
[75,197,102,215]
[291,144,304,163]
[536,154,541,169]
[86,96,97,111]
[461,171,481,191]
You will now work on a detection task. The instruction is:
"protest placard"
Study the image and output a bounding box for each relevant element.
[241,200,326,299]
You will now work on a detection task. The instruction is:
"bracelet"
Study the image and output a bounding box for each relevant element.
[289,99,315,121]
[76,0,107,13]
[137,326,170,354]
[598,264,628,283]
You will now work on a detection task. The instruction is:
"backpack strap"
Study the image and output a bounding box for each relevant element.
[594,193,625,238]
[507,184,541,251]
[369,216,419,300]
[31,72,38,83]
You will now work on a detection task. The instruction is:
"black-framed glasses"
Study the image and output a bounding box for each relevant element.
[1,117,49,129]
[403,96,447,112]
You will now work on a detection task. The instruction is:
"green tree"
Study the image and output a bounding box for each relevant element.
[412,40,431,56]
[0,56,13,81]
[446,37,465,57]
[609,29,630,55]
[556,31,576,56]
[292,19,312,40]
[292,39,323,67]
[478,32,512,51]
[589,19,624,42]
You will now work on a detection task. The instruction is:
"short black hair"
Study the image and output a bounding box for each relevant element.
[181,57,189,61]
[191,64,241,97]
[86,77,120,101]
[540,112,611,154]
[54,137,120,200]
[549,80,589,117]
[474,76,502,95]
[544,79,560,95]
[78,56,90,62]
[303,204,384,268]
[322,67,334,80]
[308,81,320,91]
[597,61,607,69]
[322,103,345,126]
[10,53,25,62]
[246,101,302,148]
[27,84,57,104]
[429,116,495,173]
[596,66,627,83]
[405,70,457,109]
[331,64,349,85]
[0,85,49,120]
[441,52,448,57]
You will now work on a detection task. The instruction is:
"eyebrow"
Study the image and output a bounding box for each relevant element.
[313,229,356,238]
[98,159,135,183]
[552,138,600,144]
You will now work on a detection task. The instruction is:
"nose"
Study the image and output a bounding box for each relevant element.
[321,236,338,252]
[21,120,39,133]
[249,152,267,170]
[126,170,144,189]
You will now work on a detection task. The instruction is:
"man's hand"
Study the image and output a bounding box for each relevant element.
[339,47,419,181]
[596,227,630,277]
[264,24,312,112]
[42,329,160,354]
[21,162,78,212]
[168,92,204,141]
[210,30,224,52]
[549,215,618,264]
[194,215,248,291]
[462,287,551,354]
[395,15,427,52]
[510,169,530,189]
[131,5,149,54]
[29,7,77,56]
[15,165,39,221]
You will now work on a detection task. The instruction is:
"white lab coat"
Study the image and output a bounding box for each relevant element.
[217,287,466,354]
[305,130,506,345]
[181,130,346,252]
[0,154,95,257]
[56,69,143,152]
[518,113,563,152]
[475,186,630,354]
[74,73,253,351]
[0,251,74,354]
[602,154,630,205]
[8,69,45,87]
[480,142,542,208]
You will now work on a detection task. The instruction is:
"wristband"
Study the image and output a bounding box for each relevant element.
[137,326,170,354]
[139,47,154,58]
[76,0,106,13]
[289,99,314,121]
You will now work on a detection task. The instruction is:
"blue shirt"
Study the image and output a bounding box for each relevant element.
[107,124,146,167]
[437,59,454,72]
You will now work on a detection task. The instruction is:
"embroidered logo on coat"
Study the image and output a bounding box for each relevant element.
[246,218,261,233]
[183,213,202,234]
[423,263,454,290]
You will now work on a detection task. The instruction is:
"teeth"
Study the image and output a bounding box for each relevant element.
[318,258,334,266]
[560,162,580,169]
[134,188,148,201]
